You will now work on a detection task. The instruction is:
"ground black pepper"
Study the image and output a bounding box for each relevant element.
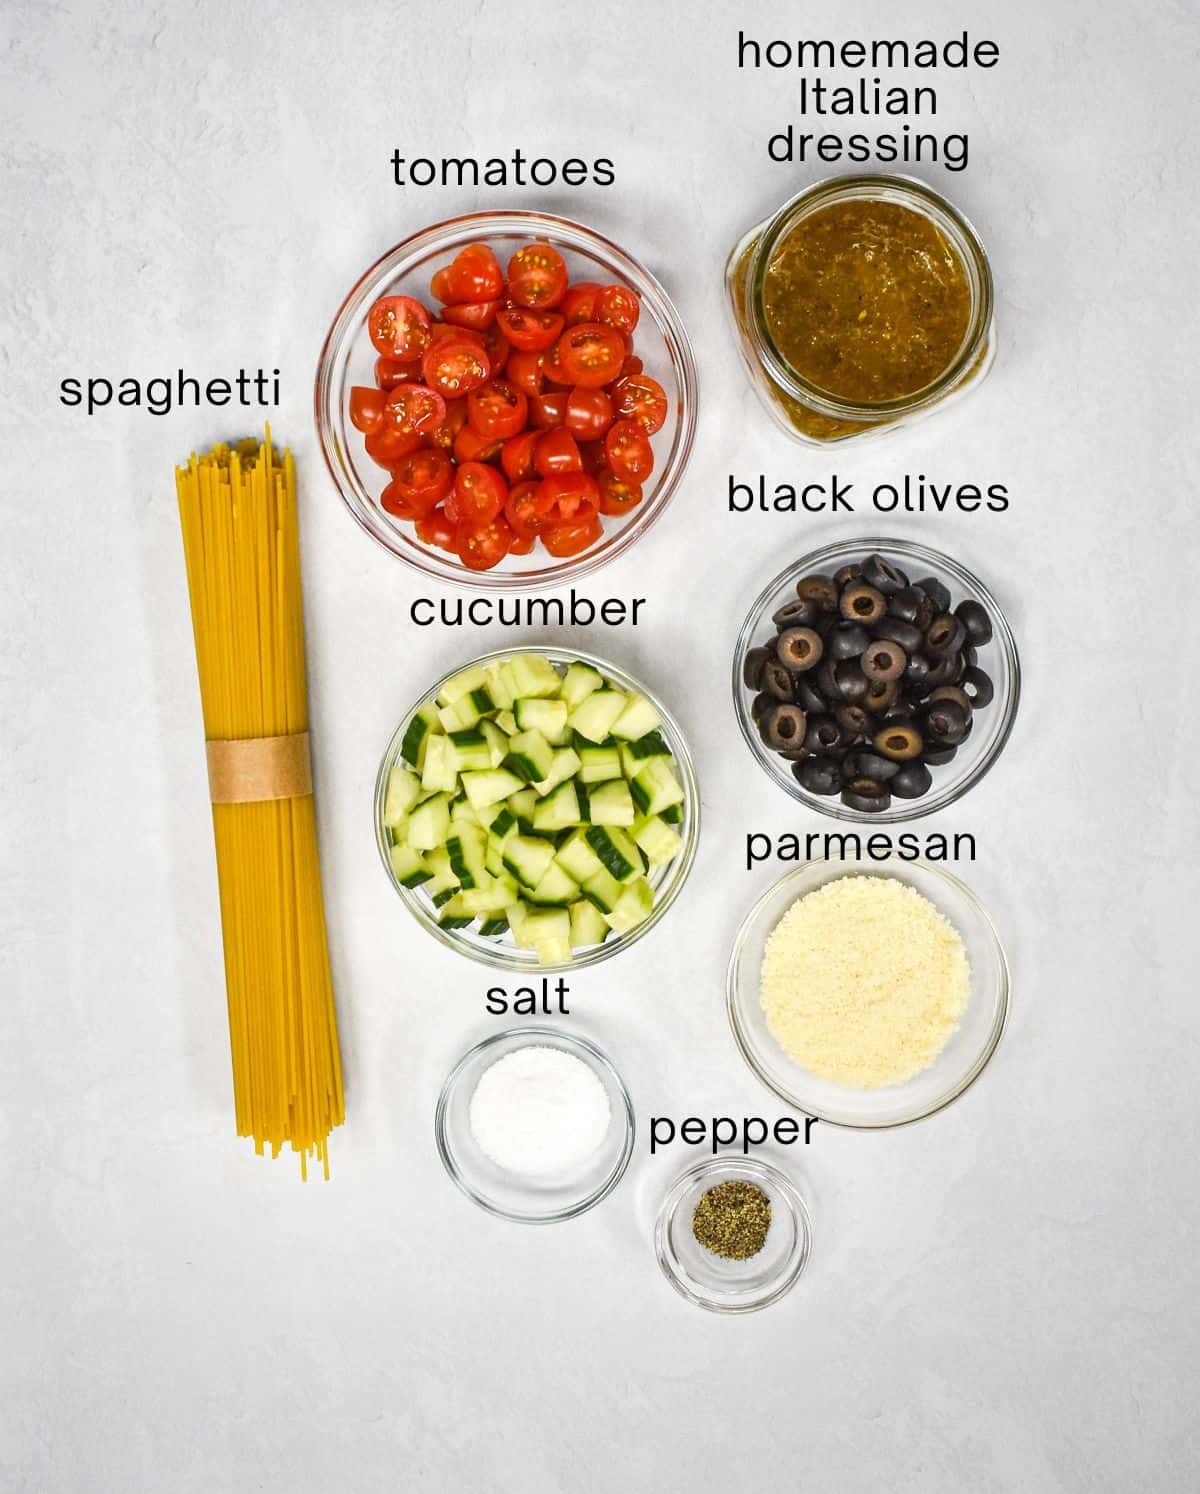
[691,1181,772,1260]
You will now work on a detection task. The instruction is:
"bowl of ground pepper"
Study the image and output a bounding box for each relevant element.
[726,174,994,444]
[655,1157,812,1313]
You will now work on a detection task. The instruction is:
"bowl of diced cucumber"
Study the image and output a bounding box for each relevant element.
[376,649,700,970]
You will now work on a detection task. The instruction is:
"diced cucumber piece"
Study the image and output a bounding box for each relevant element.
[611,692,662,741]
[628,729,671,761]
[569,689,628,743]
[576,780,591,823]
[436,898,476,931]
[581,867,623,914]
[479,916,509,938]
[449,728,492,772]
[480,719,509,767]
[507,899,533,946]
[532,780,580,833]
[488,806,516,839]
[504,729,555,783]
[584,825,641,882]
[633,814,684,866]
[560,662,604,710]
[450,795,480,827]
[587,780,635,827]
[577,745,623,783]
[458,873,519,915]
[432,888,458,909]
[400,701,441,769]
[484,838,505,877]
[501,834,557,889]
[507,787,538,828]
[446,824,487,890]
[423,846,459,897]
[533,748,581,797]
[437,665,490,706]
[507,654,562,699]
[408,792,452,851]
[603,878,655,934]
[515,697,569,742]
[527,863,580,905]
[633,758,685,816]
[522,906,572,966]
[383,765,422,827]
[569,899,609,948]
[484,661,515,710]
[420,733,459,794]
[495,709,518,736]
[662,800,684,825]
[555,830,604,884]
[389,844,431,888]
[461,767,525,811]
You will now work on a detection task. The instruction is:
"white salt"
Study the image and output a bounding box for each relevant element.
[469,1045,611,1177]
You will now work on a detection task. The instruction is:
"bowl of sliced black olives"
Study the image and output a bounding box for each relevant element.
[733,539,1020,820]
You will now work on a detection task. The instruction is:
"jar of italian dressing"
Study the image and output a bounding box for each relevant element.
[725,174,995,446]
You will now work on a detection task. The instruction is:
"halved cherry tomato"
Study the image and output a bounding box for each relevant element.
[442,298,502,331]
[506,349,546,397]
[597,467,644,515]
[535,428,582,476]
[454,424,504,465]
[578,439,607,476]
[481,323,510,375]
[605,419,655,484]
[422,335,491,397]
[389,448,453,511]
[501,429,541,482]
[468,378,529,441]
[564,386,614,441]
[374,356,422,390]
[364,425,421,468]
[457,515,514,571]
[509,531,536,555]
[594,283,641,335]
[450,461,507,526]
[415,504,458,552]
[505,479,556,538]
[367,295,431,360]
[431,244,504,305]
[561,281,602,326]
[507,243,569,309]
[557,322,625,388]
[541,338,572,386]
[539,471,599,519]
[429,398,468,451]
[530,390,567,429]
[496,306,564,353]
[620,354,644,378]
[613,373,668,434]
[349,386,385,433]
[541,512,603,557]
[385,383,446,439]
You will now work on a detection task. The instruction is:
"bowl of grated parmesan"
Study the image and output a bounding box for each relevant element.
[727,858,1008,1127]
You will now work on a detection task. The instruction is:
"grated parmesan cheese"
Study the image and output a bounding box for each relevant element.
[760,876,970,1089]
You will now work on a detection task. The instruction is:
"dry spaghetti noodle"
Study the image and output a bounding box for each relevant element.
[176,433,343,1176]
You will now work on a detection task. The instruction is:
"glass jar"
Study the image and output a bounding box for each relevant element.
[725,174,995,446]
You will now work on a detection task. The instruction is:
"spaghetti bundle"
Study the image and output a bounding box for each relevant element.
[176,434,343,1176]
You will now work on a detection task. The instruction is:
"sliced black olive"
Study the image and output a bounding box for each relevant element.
[772,597,815,630]
[763,659,796,701]
[762,702,807,751]
[914,592,936,633]
[833,659,869,703]
[915,575,951,612]
[796,574,839,611]
[796,676,827,716]
[964,644,978,668]
[840,582,886,623]
[842,749,900,782]
[962,666,994,708]
[890,760,933,799]
[795,754,842,795]
[920,698,970,745]
[925,651,962,689]
[928,686,973,716]
[955,598,993,647]
[904,652,933,691]
[924,743,958,766]
[874,722,924,761]
[873,616,925,654]
[750,691,773,724]
[803,715,842,753]
[862,640,907,682]
[862,678,898,714]
[842,777,892,813]
[816,658,840,699]
[835,704,870,743]
[887,585,926,624]
[925,613,967,656]
[833,562,863,587]
[776,626,824,672]
[742,645,770,691]
[861,553,908,594]
[829,622,872,661]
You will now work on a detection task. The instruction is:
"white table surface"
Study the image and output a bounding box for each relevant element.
[3,1,1197,1489]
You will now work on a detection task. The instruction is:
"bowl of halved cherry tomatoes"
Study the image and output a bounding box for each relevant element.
[315,211,698,585]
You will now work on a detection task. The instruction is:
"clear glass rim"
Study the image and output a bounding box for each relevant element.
[742,173,994,422]
[726,856,1011,1130]
[654,1155,813,1314]
[375,645,701,971]
[731,535,1021,823]
[314,209,699,591]
[434,1026,636,1224]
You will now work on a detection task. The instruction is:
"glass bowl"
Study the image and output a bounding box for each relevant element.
[435,1027,635,1224]
[728,857,1009,1129]
[315,209,698,588]
[732,536,1020,822]
[655,1156,812,1313]
[375,647,700,972]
